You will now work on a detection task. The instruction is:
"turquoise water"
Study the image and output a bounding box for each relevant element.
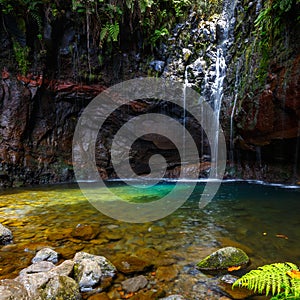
[0,181,300,291]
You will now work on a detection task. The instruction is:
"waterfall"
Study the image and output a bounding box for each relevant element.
[200,0,238,176]
[230,59,241,165]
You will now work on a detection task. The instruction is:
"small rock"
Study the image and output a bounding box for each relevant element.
[87,293,110,300]
[219,274,254,299]
[0,279,29,300]
[159,295,185,300]
[72,224,99,240]
[32,247,59,264]
[0,223,13,245]
[196,247,249,271]
[156,265,179,282]
[113,255,151,274]
[41,275,82,300]
[121,275,148,292]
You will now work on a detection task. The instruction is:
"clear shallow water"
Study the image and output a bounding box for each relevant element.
[0,181,300,294]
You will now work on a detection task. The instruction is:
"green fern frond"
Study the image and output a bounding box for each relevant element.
[233,262,299,297]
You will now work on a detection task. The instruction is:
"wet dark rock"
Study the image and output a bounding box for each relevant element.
[0,224,13,245]
[41,275,82,300]
[121,275,148,292]
[219,274,254,299]
[0,279,29,300]
[196,247,249,271]
[32,247,59,264]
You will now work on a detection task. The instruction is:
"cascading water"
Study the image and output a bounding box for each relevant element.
[200,0,238,176]
[230,58,241,165]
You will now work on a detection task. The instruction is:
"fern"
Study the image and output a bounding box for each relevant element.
[233,262,300,297]
[100,22,119,44]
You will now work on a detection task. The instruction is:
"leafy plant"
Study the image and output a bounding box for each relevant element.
[100,21,120,44]
[232,262,300,298]
[254,0,299,82]
[12,40,30,75]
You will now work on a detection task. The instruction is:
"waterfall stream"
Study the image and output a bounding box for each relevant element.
[199,0,238,176]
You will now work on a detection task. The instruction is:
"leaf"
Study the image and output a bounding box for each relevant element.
[233,262,300,297]
[228,266,241,272]
[287,270,300,280]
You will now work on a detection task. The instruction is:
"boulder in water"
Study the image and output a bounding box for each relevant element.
[196,247,249,271]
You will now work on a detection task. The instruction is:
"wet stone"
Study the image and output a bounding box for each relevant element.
[196,247,249,271]
[113,255,152,274]
[19,261,56,275]
[159,295,185,300]
[41,275,82,300]
[32,247,59,264]
[219,275,254,299]
[0,279,29,300]
[121,275,148,292]
[71,224,99,241]
[156,265,179,282]
[87,292,110,300]
[0,223,13,245]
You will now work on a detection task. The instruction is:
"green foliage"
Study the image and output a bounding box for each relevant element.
[233,262,300,298]
[100,22,120,44]
[254,0,299,82]
[150,27,169,47]
[12,40,30,75]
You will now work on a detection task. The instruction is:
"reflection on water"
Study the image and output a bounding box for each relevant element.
[0,181,300,287]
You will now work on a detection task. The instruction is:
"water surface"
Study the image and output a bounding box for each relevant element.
[0,181,299,296]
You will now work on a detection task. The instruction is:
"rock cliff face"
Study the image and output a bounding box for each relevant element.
[0,0,299,186]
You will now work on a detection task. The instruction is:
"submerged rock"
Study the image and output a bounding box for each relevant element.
[32,247,59,264]
[113,255,152,274]
[196,247,249,271]
[121,275,148,293]
[0,223,13,245]
[71,224,99,241]
[219,274,254,299]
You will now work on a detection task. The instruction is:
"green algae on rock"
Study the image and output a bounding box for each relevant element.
[196,247,249,271]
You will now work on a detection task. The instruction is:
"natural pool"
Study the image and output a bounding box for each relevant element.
[0,181,300,298]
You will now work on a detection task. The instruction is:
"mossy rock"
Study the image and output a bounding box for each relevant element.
[196,247,249,271]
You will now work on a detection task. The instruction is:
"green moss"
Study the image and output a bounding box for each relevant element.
[197,247,249,271]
